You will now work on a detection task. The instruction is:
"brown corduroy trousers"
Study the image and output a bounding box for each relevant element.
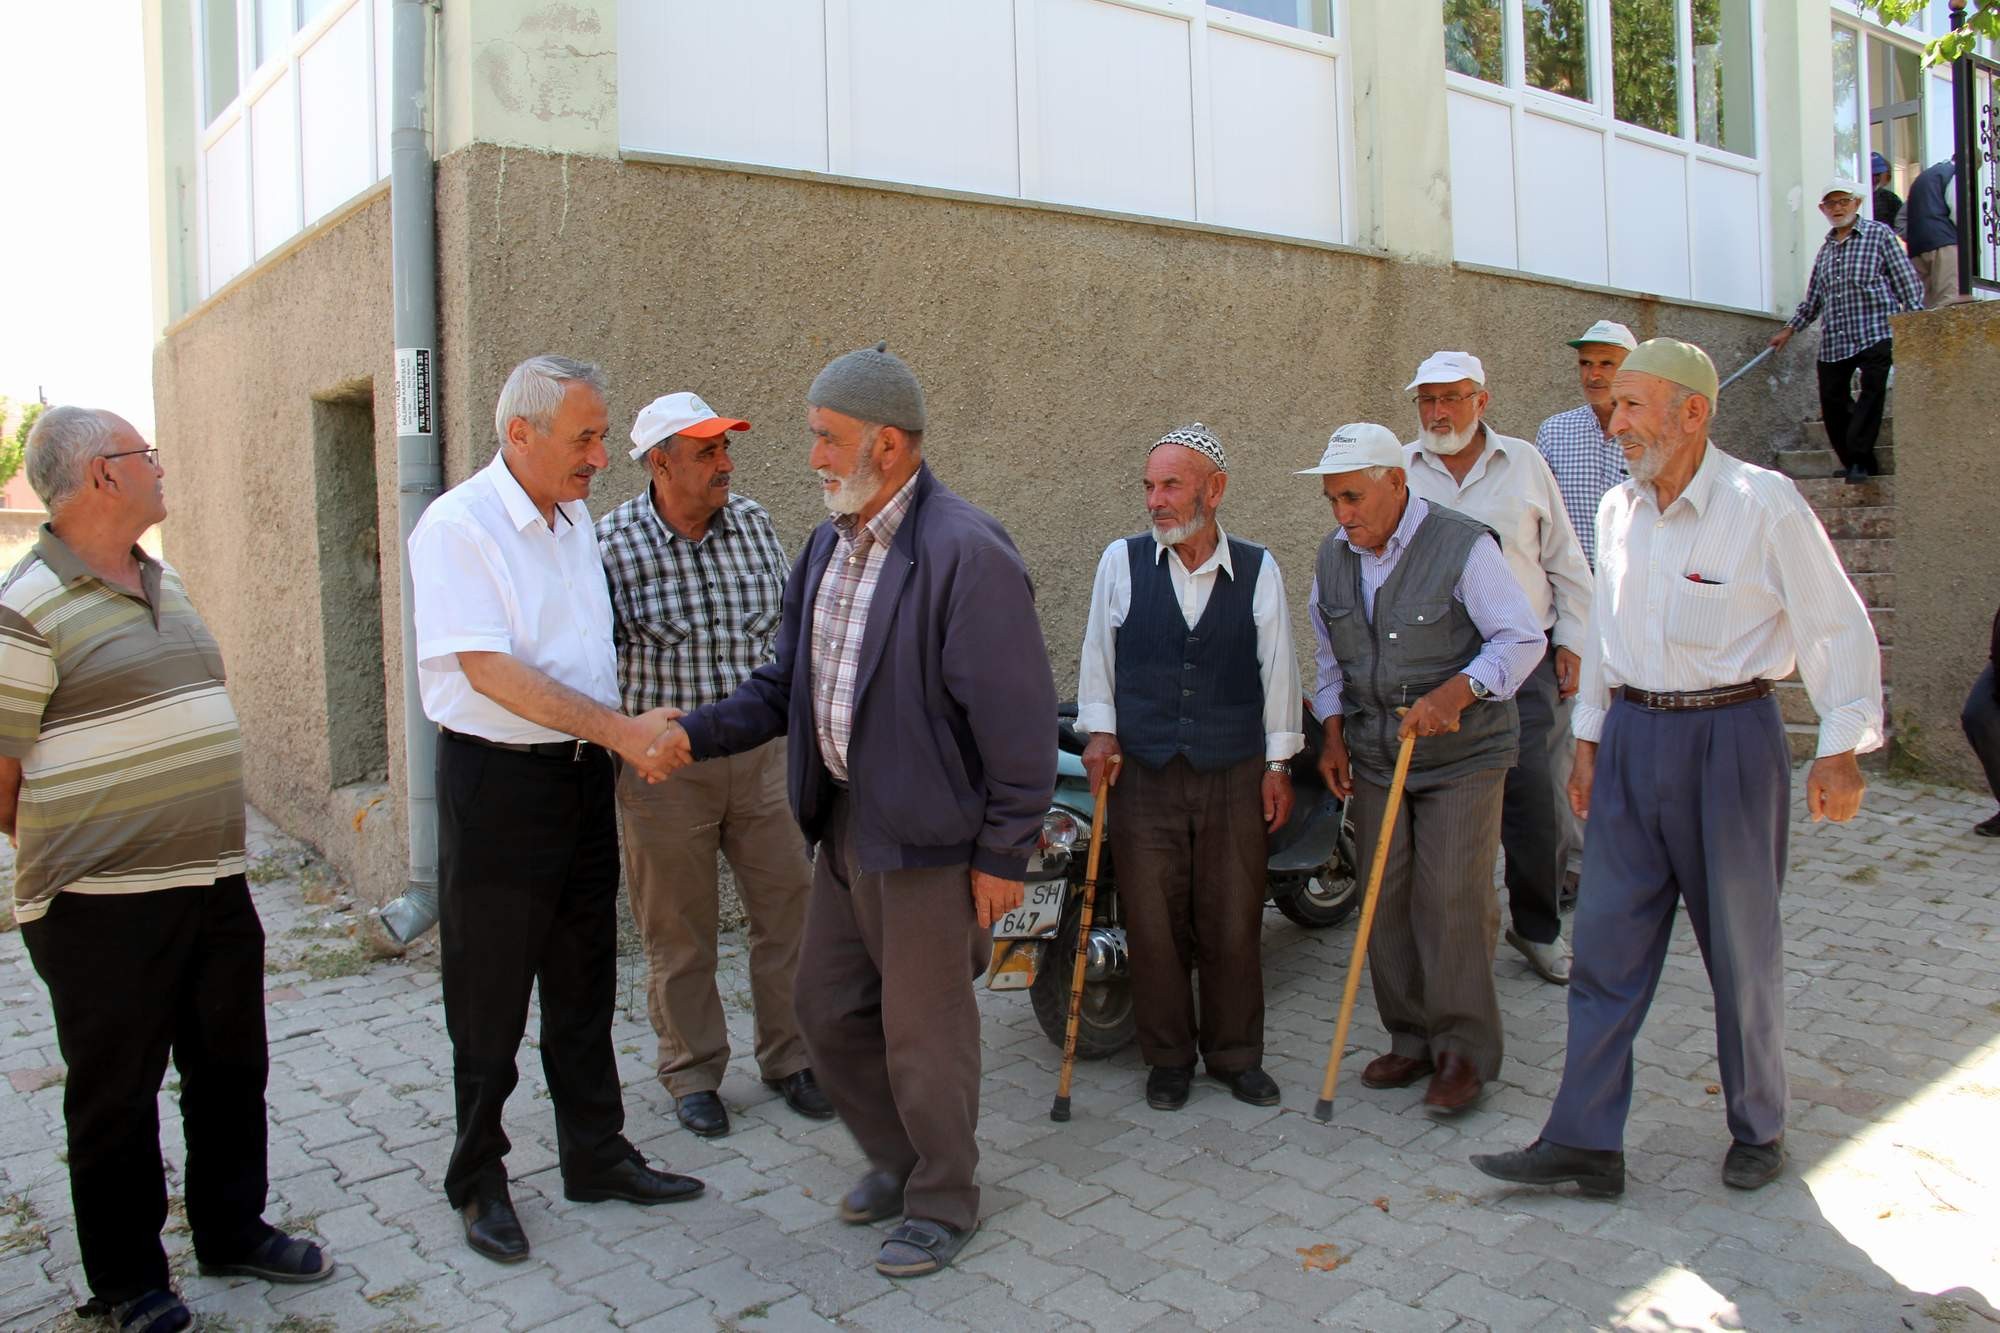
[793,788,989,1232]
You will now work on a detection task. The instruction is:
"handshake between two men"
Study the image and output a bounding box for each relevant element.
[618,710,694,783]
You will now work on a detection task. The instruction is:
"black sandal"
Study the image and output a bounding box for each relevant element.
[197,1228,334,1284]
[106,1289,192,1333]
[874,1217,975,1278]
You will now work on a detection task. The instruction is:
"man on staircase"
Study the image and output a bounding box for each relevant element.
[1769,179,1926,486]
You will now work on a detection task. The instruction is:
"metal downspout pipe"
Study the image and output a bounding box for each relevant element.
[377,0,442,945]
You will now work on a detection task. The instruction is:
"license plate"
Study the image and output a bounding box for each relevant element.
[992,878,1067,940]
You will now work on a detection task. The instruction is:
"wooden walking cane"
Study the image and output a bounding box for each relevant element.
[1050,775,1112,1123]
[1313,725,1419,1123]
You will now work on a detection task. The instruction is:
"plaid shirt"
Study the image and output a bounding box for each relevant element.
[596,491,790,714]
[1533,404,1627,570]
[1786,216,1926,362]
[810,472,920,783]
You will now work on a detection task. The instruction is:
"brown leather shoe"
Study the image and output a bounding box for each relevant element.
[1361,1053,1434,1090]
[1421,1052,1483,1115]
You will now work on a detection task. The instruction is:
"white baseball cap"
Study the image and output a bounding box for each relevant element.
[1821,178,1867,203]
[1405,351,1486,391]
[1296,423,1406,476]
[1566,319,1638,350]
[628,391,751,461]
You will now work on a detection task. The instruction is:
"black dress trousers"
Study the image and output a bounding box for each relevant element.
[436,731,630,1207]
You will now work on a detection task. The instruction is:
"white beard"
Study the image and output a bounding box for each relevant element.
[819,454,884,517]
[1420,422,1479,456]
[1621,435,1671,483]
[1154,508,1209,547]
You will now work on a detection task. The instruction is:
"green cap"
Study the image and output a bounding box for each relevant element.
[1621,337,1719,404]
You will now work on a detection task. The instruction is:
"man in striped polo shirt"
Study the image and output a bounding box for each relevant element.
[0,408,331,1333]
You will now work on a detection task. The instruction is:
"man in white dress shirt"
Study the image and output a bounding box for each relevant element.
[1402,351,1594,986]
[408,355,705,1265]
[1472,338,1881,1199]
[1076,424,1300,1112]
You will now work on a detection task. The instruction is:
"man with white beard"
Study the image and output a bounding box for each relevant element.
[646,342,1056,1278]
[1401,352,1592,987]
[1472,338,1880,1197]
[1075,425,1301,1113]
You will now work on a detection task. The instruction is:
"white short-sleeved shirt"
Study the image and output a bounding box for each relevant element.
[408,451,619,743]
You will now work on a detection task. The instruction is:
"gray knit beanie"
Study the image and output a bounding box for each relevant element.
[807,341,927,432]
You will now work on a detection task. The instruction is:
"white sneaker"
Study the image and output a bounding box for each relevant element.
[1506,929,1571,985]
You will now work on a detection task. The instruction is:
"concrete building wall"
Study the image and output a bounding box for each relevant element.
[152,144,1821,906]
[1887,303,2000,792]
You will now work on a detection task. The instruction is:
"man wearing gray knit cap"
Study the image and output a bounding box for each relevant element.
[652,341,1057,1278]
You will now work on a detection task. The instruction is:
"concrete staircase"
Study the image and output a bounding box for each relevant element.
[1771,415,1895,766]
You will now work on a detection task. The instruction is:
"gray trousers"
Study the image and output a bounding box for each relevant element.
[1502,644,1575,944]
[1544,695,1790,1152]
[793,789,988,1232]
[1350,765,1508,1081]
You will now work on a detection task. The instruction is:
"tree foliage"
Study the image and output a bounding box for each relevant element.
[1859,0,2000,64]
[0,399,32,496]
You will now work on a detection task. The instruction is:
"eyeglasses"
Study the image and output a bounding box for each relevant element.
[100,447,160,467]
[1412,393,1479,410]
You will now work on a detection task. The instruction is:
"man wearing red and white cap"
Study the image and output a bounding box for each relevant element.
[596,392,834,1140]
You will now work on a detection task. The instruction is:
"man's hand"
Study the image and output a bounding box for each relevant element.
[1082,733,1123,798]
[625,708,691,782]
[1555,647,1581,700]
[1261,768,1294,833]
[1768,326,1794,351]
[971,870,1024,929]
[1805,750,1866,823]
[1317,718,1353,799]
[1399,676,1475,741]
[1568,739,1597,820]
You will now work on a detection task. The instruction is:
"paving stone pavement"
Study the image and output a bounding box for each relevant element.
[0,773,1996,1331]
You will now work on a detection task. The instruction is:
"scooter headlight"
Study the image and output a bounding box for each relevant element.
[1040,810,1081,850]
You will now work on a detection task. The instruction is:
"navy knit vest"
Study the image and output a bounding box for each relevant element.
[1114,534,1266,772]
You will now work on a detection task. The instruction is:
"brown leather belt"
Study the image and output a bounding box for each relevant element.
[1616,681,1772,712]
[440,725,600,762]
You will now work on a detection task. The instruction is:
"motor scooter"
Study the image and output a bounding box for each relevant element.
[986,701,1357,1058]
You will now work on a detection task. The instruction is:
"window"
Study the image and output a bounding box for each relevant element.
[1444,0,1505,83]
[1523,0,1590,102]
[1209,0,1333,36]
[1611,0,1679,136]
[1832,26,1862,182]
[1691,0,1754,156]
[201,0,240,125]
[257,0,294,66]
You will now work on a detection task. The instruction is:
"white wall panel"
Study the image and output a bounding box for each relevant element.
[251,78,301,259]
[1206,28,1339,241]
[205,121,253,293]
[375,0,391,185]
[1517,112,1606,286]
[1690,159,1761,309]
[1032,0,1196,220]
[1445,90,1518,270]
[620,0,829,172]
[1607,137,1689,298]
[841,0,1018,196]
[299,3,373,222]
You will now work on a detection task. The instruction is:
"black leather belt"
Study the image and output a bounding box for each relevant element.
[1616,680,1772,712]
[439,725,600,762]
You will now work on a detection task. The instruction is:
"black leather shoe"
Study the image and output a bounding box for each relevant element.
[1975,812,2000,837]
[461,1182,530,1263]
[1470,1138,1626,1198]
[675,1090,729,1138]
[1215,1066,1281,1107]
[838,1169,905,1225]
[564,1149,706,1205]
[1146,1064,1195,1111]
[765,1069,836,1121]
[1723,1136,1786,1190]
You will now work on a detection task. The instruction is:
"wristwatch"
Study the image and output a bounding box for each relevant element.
[1264,760,1291,774]
[1466,676,1492,701]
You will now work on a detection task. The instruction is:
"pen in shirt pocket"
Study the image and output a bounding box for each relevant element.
[1684,572,1725,585]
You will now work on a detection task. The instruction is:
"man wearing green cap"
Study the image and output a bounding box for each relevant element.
[1474,337,1882,1198]
[651,342,1057,1278]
